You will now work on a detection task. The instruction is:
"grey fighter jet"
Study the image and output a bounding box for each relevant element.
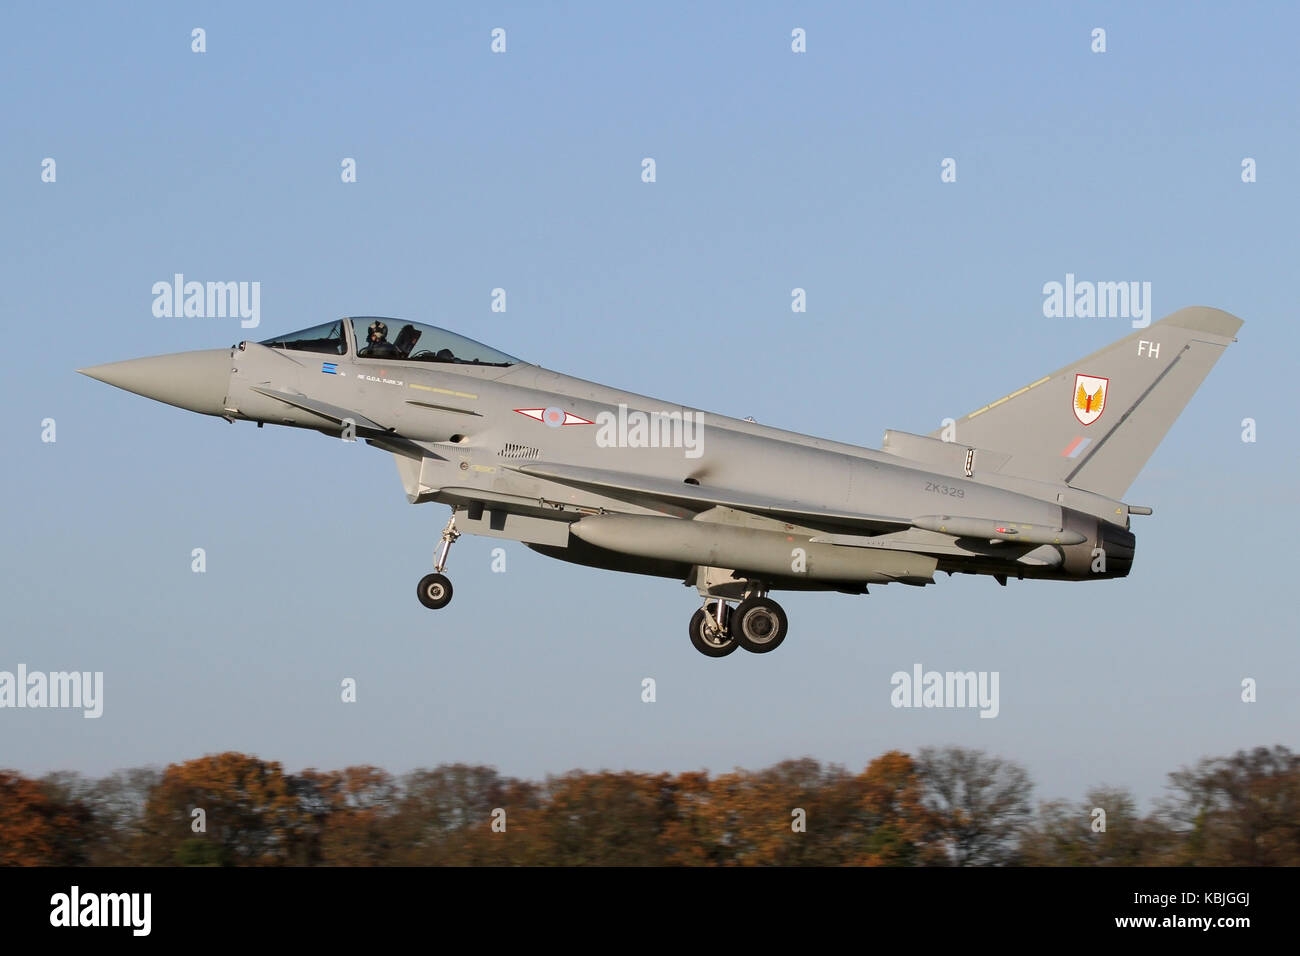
[79,308,1242,657]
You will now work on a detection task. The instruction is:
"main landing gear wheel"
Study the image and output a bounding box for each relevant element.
[732,597,788,654]
[689,601,737,658]
[417,573,453,609]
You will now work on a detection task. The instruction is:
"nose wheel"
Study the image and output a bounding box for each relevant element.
[417,514,460,610]
[417,572,453,609]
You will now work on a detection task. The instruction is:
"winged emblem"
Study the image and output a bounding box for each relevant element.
[1073,374,1108,426]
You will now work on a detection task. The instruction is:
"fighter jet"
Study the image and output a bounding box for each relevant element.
[79,308,1242,657]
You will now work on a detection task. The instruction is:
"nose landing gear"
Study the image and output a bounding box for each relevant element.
[416,514,460,610]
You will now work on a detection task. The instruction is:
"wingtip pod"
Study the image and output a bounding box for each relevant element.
[1159,306,1244,340]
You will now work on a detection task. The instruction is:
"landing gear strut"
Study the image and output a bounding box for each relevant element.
[687,588,789,657]
[417,514,460,610]
[688,601,737,657]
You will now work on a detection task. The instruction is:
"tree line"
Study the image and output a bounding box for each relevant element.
[1,745,1295,866]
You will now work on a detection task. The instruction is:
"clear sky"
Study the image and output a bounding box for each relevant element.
[2,2,1296,809]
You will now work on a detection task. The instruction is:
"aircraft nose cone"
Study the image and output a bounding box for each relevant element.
[78,349,232,416]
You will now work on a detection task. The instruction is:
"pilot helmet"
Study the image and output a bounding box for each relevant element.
[368,320,388,340]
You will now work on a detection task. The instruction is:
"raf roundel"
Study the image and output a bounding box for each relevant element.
[513,407,595,426]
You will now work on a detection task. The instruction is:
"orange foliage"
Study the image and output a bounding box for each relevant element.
[0,770,91,865]
[2,747,1296,866]
[139,752,311,865]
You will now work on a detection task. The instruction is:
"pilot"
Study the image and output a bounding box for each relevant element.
[359,320,400,358]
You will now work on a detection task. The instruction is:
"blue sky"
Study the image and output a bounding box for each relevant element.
[2,2,1296,809]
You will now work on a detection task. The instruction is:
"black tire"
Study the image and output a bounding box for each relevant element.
[417,572,453,609]
[732,597,788,653]
[689,602,737,658]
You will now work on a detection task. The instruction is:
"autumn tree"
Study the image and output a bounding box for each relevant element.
[138,752,312,865]
[82,767,162,864]
[657,770,726,865]
[529,770,675,866]
[1017,788,1176,866]
[855,751,944,866]
[915,746,1031,865]
[1161,745,1300,865]
[691,759,868,866]
[9,746,1298,867]
[0,770,93,865]
[658,760,872,866]
[296,765,397,865]
[387,763,538,865]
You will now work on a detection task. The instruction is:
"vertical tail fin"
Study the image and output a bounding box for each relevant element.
[931,307,1243,499]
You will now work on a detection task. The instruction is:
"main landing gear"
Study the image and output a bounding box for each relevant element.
[417,514,460,610]
[688,591,789,657]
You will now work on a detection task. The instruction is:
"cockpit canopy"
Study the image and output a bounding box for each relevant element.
[259,317,521,366]
[349,317,519,366]
[259,320,348,355]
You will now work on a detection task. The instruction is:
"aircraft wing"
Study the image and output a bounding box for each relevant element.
[511,461,909,535]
